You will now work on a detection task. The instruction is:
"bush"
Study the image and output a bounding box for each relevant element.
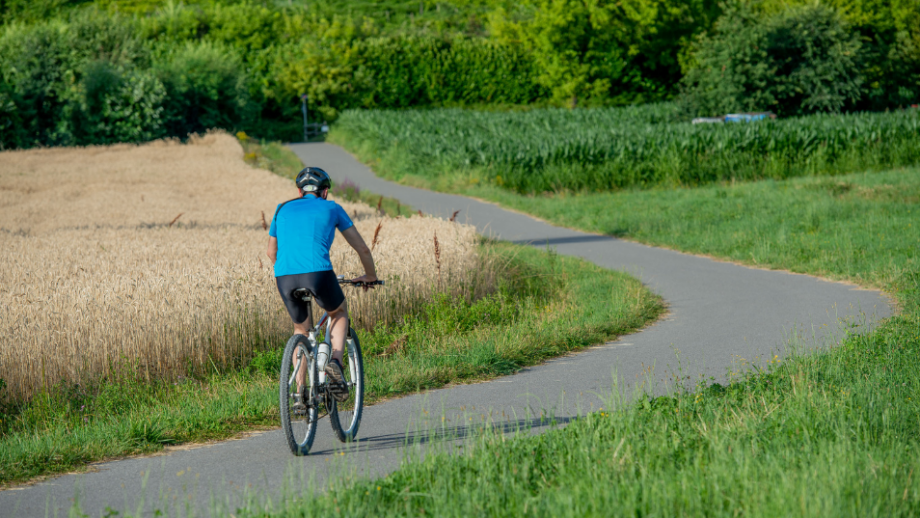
[0,20,76,146]
[153,41,257,138]
[0,80,24,150]
[271,34,543,121]
[488,0,722,107]
[0,12,146,146]
[63,60,167,145]
[862,8,920,109]
[681,4,865,117]
[0,1,917,150]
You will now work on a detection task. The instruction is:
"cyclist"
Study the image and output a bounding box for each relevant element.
[266,167,377,403]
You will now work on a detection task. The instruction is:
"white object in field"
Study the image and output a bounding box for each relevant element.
[692,117,724,124]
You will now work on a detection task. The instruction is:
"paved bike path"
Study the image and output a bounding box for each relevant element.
[0,143,892,517]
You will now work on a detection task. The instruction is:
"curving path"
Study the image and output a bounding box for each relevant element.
[0,143,892,517]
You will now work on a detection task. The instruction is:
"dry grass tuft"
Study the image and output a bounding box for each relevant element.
[433,232,442,286]
[371,221,383,251]
[168,212,184,227]
[0,131,490,404]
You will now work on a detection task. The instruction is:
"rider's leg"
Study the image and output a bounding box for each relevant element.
[292,320,309,389]
[327,300,348,364]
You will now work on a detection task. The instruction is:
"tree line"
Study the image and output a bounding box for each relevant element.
[0,0,917,149]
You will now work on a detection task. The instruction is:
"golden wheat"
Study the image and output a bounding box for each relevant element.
[0,132,487,403]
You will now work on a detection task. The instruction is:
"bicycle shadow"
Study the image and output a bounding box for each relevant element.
[308,416,577,456]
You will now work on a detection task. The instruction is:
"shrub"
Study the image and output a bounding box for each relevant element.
[0,12,145,146]
[63,60,167,145]
[680,4,864,117]
[0,1,917,149]
[0,80,24,150]
[863,9,920,109]
[0,0,77,24]
[0,21,76,146]
[153,41,257,138]
[488,0,722,107]
[271,34,543,121]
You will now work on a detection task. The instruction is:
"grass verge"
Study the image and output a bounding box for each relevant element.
[465,168,919,289]
[238,154,918,515]
[0,241,661,487]
[239,133,411,217]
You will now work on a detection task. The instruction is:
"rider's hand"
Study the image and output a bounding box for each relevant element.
[350,274,378,291]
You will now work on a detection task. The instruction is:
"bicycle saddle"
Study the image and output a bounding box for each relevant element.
[291,288,314,302]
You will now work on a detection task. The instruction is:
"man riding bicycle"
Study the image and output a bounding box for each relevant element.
[266,167,377,404]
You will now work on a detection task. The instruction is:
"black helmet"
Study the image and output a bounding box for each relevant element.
[295,167,332,194]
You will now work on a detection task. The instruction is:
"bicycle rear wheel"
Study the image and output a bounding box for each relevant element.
[329,327,364,442]
[280,334,318,455]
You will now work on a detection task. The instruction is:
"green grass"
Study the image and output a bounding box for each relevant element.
[475,168,920,288]
[330,178,417,218]
[239,133,306,180]
[0,241,661,487]
[228,165,920,517]
[330,106,920,194]
[238,134,412,217]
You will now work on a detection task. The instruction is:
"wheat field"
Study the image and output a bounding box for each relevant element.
[0,132,488,404]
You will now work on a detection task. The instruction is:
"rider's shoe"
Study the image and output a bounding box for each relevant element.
[325,359,350,403]
[292,386,308,416]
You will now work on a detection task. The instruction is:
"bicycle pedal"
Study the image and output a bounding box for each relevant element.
[292,402,308,416]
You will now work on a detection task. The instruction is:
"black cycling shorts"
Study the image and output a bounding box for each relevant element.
[276,270,345,324]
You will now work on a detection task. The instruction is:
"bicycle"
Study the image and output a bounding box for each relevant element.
[279,276,384,456]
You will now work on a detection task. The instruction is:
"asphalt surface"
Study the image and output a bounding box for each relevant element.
[0,143,892,517]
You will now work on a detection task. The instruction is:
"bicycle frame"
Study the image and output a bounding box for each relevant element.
[290,297,332,387]
[296,290,361,390]
[313,310,359,387]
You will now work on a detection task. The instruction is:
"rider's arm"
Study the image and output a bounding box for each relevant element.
[340,227,376,281]
[267,203,281,266]
[266,236,278,265]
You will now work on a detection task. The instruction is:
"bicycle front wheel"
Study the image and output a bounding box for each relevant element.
[329,327,365,442]
[280,334,318,455]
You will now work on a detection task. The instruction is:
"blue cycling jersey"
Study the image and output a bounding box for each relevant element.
[269,195,354,277]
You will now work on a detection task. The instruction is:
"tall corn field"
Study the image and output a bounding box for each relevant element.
[331,105,920,193]
[0,132,490,404]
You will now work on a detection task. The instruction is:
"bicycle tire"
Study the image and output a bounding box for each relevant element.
[329,327,364,443]
[280,334,318,455]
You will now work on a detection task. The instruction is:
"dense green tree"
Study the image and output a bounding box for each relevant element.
[0,0,87,23]
[153,41,257,137]
[710,0,920,110]
[680,4,864,117]
[0,80,23,150]
[0,0,916,149]
[488,0,720,106]
[63,60,167,144]
[0,11,146,145]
